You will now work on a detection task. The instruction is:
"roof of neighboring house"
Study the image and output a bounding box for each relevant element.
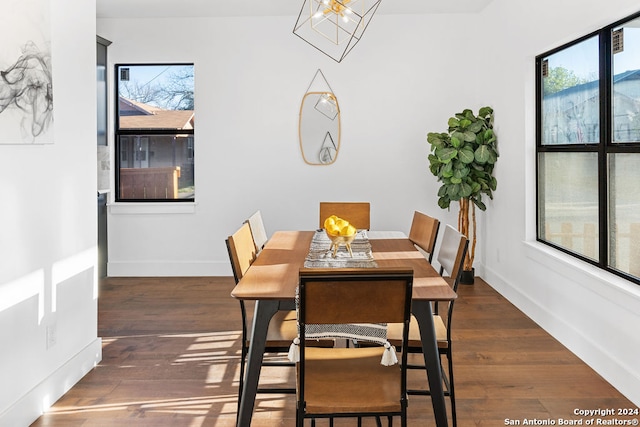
[546,69,640,99]
[614,69,640,82]
[119,97,194,130]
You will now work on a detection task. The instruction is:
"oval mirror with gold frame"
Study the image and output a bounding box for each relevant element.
[299,70,341,165]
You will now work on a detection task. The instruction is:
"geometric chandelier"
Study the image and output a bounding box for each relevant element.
[293,0,382,63]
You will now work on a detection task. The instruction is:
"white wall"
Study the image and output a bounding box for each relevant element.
[0,0,101,425]
[478,0,640,407]
[98,0,640,409]
[98,14,474,277]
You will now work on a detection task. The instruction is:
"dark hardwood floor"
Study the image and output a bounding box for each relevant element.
[31,276,636,426]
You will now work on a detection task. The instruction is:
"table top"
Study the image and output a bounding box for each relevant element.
[230,230,456,302]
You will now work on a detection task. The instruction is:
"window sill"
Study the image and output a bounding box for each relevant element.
[523,240,640,307]
[108,202,197,215]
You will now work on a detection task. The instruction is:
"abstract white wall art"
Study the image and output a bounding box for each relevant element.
[0,0,53,144]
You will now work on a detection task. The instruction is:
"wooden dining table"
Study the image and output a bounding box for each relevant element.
[231,230,457,427]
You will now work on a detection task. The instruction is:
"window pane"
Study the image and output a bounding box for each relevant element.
[608,154,640,278]
[538,152,599,260]
[118,65,194,128]
[115,64,195,202]
[118,134,194,200]
[612,19,640,143]
[541,37,600,145]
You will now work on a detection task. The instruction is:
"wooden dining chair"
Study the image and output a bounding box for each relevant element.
[386,224,468,427]
[245,210,268,253]
[319,201,371,230]
[225,222,299,413]
[296,268,413,427]
[408,211,441,262]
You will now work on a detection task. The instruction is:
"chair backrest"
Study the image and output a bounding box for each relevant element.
[225,222,257,284]
[319,202,371,230]
[299,268,413,326]
[246,210,268,252]
[297,268,413,421]
[436,225,469,285]
[408,211,440,262]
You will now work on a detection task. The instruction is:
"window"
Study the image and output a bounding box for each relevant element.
[115,64,195,201]
[536,12,640,284]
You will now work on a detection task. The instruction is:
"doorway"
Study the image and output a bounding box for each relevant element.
[97,35,111,278]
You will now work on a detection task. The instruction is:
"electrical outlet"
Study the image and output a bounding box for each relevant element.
[46,323,57,349]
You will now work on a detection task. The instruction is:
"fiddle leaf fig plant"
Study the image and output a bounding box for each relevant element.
[427,106,498,273]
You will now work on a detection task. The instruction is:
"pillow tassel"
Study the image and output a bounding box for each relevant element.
[288,337,300,363]
[381,341,398,366]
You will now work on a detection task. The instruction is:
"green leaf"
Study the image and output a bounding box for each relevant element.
[438,185,448,197]
[451,131,465,143]
[489,176,498,191]
[459,147,475,164]
[463,131,476,142]
[438,197,451,209]
[448,117,460,128]
[453,166,469,179]
[447,183,461,199]
[468,121,484,133]
[427,132,447,148]
[486,148,498,164]
[478,106,493,117]
[459,119,472,129]
[442,162,454,178]
[474,199,487,211]
[463,109,475,120]
[460,182,473,198]
[436,146,457,162]
[475,145,491,163]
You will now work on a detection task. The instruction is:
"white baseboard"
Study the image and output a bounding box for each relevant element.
[107,260,231,277]
[0,338,102,427]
